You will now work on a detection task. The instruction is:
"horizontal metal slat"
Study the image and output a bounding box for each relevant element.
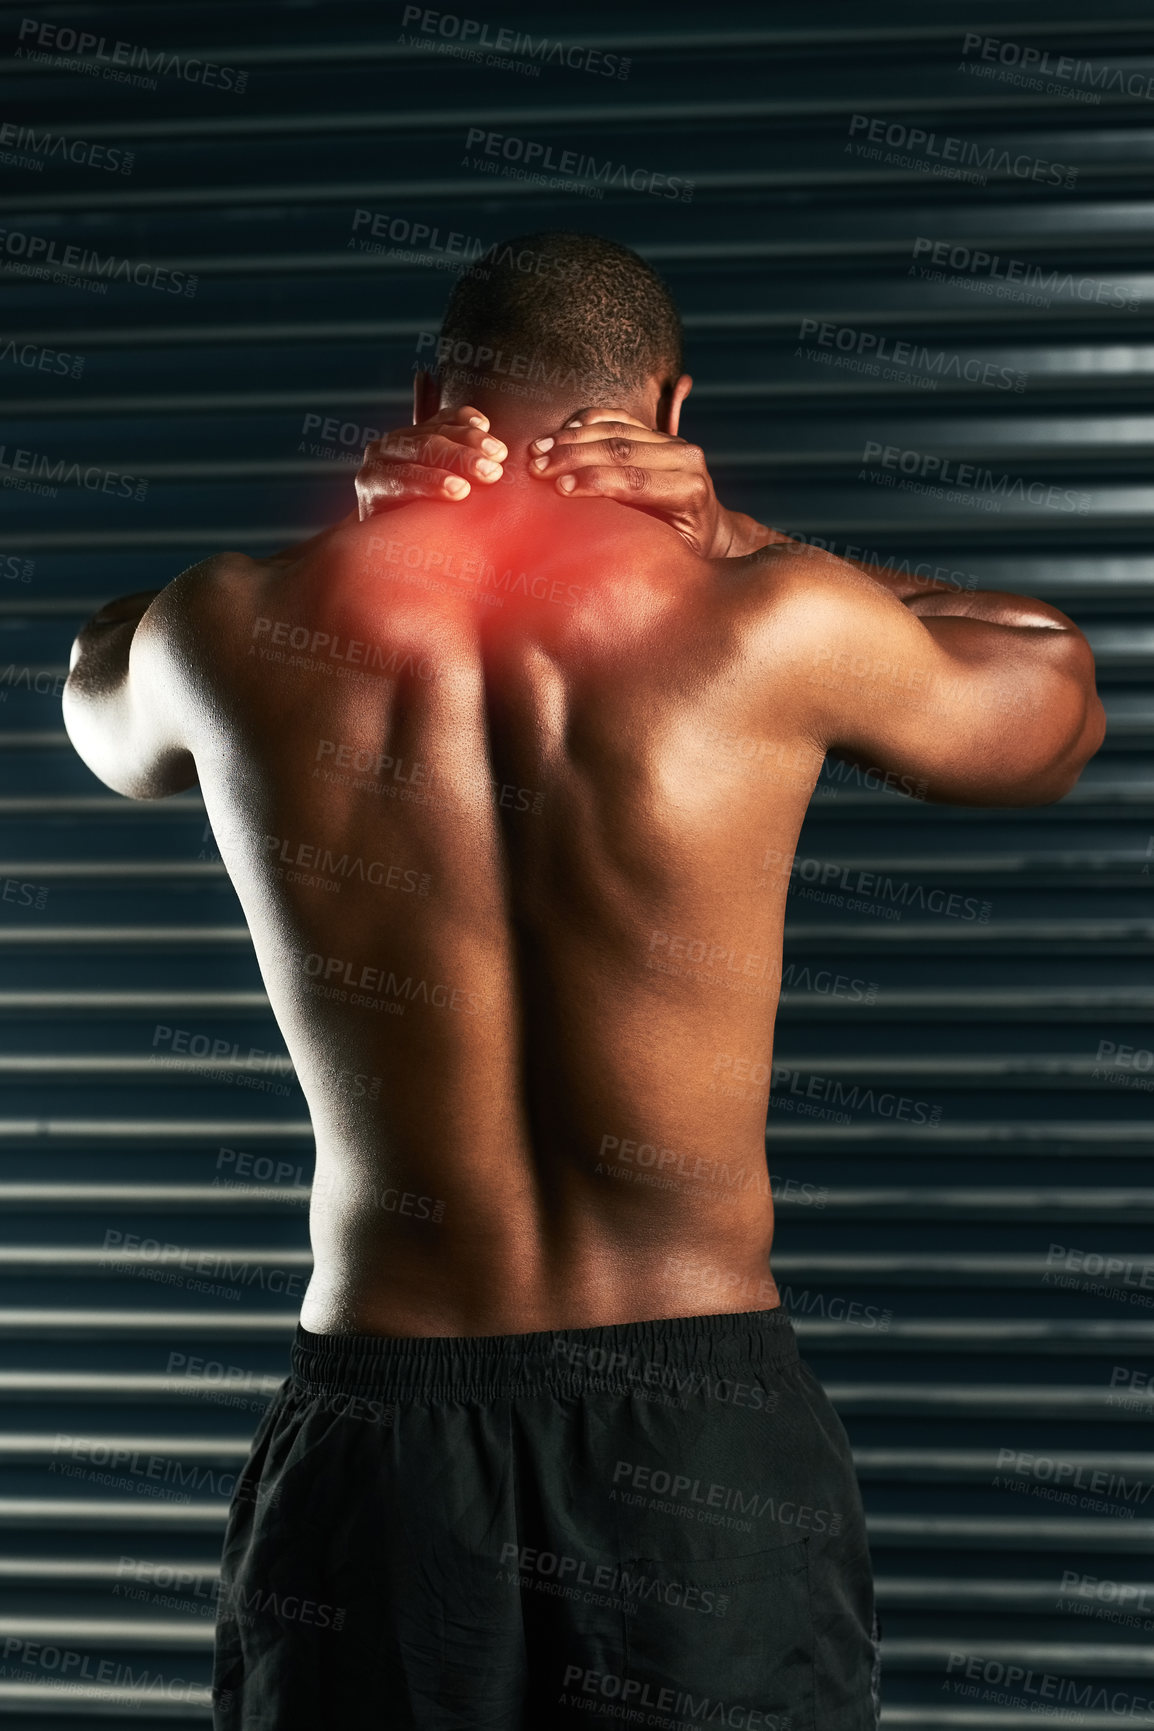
[0,1679,209,1717]
[854,1449,1154,1480]
[0,1117,313,1140]
[0,1186,306,1210]
[0,1616,207,1649]
[773,1253,1154,1283]
[879,1638,1154,1673]
[868,1514,1154,1548]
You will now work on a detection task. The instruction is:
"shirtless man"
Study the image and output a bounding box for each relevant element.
[63,232,1104,1731]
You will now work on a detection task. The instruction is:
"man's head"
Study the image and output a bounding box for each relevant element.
[415,231,691,437]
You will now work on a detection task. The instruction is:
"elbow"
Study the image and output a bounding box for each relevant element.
[1017,686,1107,806]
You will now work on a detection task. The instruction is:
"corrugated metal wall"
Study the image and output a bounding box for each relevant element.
[1,1,1151,1724]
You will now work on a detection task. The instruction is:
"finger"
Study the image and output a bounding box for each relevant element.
[427,422,508,457]
[530,419,668,457]
[374,429,505,478]
[452,405,490,431]
[356,465,472,519]
[530,435,700,477]
[551,465,704,507]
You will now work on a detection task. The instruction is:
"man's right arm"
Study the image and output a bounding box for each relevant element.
[764,549,1106,806]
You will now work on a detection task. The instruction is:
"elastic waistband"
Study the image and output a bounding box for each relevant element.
[290,1305,798,1403]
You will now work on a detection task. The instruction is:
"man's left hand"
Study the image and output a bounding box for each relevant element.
[528,409,768,559]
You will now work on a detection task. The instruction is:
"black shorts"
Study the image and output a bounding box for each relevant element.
[213,1307,880,1730]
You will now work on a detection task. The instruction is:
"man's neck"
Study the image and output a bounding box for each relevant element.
[443,395,652,461]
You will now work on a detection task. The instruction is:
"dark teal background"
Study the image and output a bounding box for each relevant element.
[1,2,1152,1723]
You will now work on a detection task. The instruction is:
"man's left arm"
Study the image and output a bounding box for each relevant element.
[63,581,199,799]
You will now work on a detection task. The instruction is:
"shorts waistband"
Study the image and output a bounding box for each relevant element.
[290,1306,798,1403]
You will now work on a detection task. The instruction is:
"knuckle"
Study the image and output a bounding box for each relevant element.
[607,437,634,463]
[623,465,648,493]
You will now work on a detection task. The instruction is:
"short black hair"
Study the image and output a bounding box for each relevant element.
[436,231,683,401]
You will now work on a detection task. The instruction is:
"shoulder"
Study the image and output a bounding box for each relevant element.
[722,539,904,644]
[152,549,265,620]
[137,550,272,666]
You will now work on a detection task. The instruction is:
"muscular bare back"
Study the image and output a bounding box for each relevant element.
[68,427,1101,1340]
[154,480,831,1337]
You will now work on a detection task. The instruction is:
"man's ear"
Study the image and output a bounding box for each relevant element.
[413,368,440,424]
[659,373,693,437]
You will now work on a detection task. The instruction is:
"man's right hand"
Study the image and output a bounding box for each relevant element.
[355,405,507,521]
